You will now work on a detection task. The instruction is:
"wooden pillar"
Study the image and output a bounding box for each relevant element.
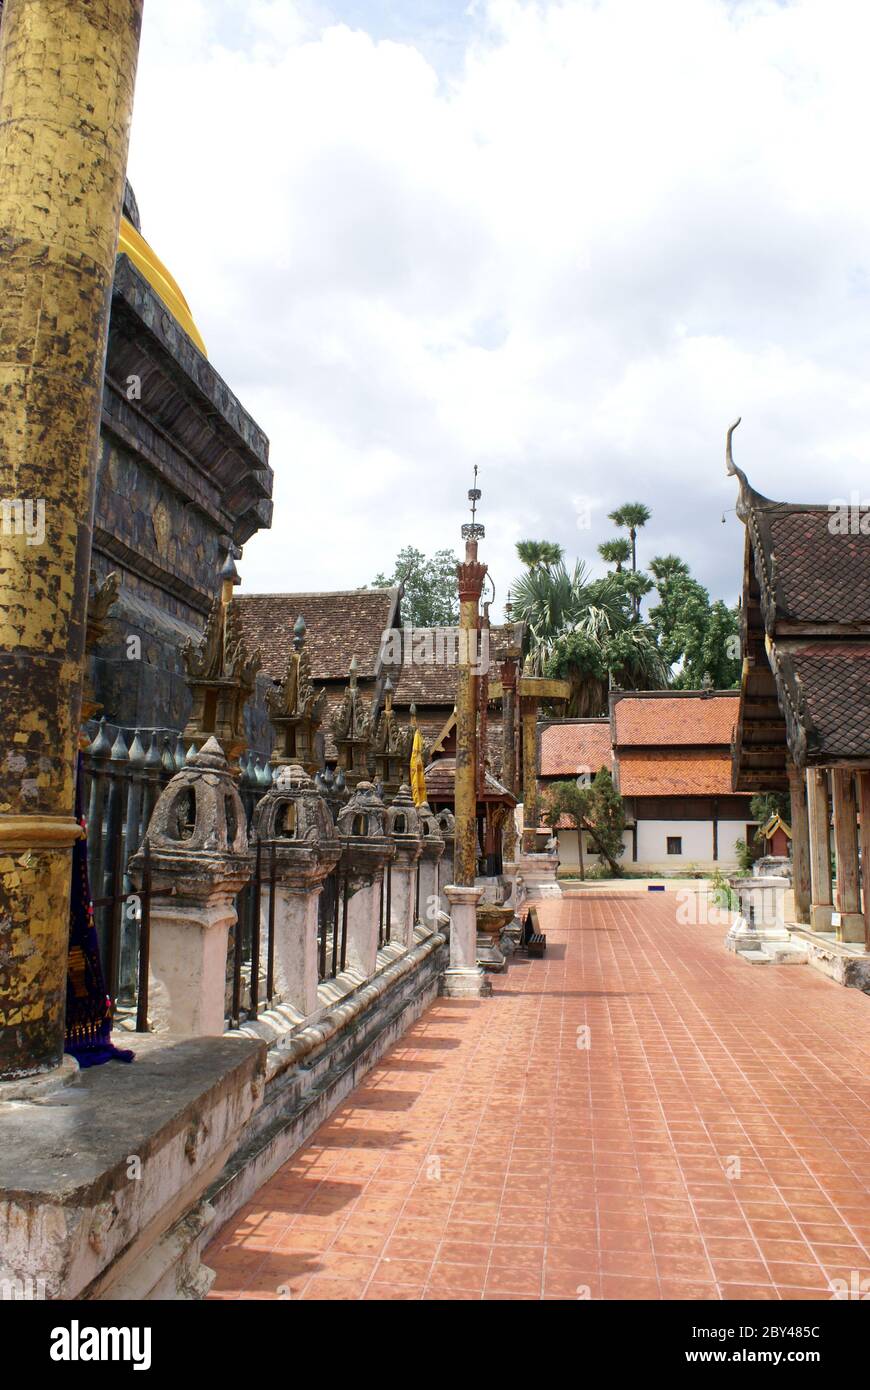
[521,696,539,852]
[806,769,833,933]
[858,772,870,951]
[787,763,812,924]
[499,650,518,864]
[831,769,864,943]
[0,0,143,1080]
[454,540,486,885]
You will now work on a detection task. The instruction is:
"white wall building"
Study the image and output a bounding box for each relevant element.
[539,692,759,876]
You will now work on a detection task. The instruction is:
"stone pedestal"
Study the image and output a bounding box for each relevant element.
[516,849,562,900]
[440,885,491,997]
[267,885,322,1015]
[148,892,246,1036]
[336,782,393,975]
[130,739,253,1037]
[251,765,341,1014]
[726,874,805,963]
[416,802,445,932]
[385,785,424,950]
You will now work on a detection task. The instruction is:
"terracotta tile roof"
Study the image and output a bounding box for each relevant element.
[612,693,738,747]
[539,720,612,778]
[617,749,736,797]
[236,589,399,682]
[776,642,870,761]
[391,625,516,705]
[755,506,870,629]
[423,757,515,803]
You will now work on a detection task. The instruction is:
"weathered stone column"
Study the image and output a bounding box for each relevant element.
[251,764,341,1015]
[441,885,490,997]
[436,807,455,919]
[336,782,394,979]
[129,740,252,1036]
[520,695,539,854]
[416,801,445,931]
[384,785,424,950]
[0,0,143,1081]
[831,769,864,944]
[454,539,486,884]
[858,772,870,951]
[787,762,812,925]
[806,769,833,933]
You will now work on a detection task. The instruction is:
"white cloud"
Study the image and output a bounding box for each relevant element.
[127,0,870,609]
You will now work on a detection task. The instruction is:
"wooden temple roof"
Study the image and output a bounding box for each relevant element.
[728,427,870,788]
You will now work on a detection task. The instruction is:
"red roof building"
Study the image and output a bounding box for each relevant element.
[539,692,757,873]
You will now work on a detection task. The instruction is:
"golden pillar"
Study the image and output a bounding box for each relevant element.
[520,695,539,853]
[498,619,520,865]
[454,537,486,885]
[0,0,143,1079]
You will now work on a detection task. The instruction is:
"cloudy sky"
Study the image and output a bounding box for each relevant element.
[127,0,870,615]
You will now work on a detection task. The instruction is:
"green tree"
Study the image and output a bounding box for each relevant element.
[512,562,669,716]
[546,768,626,876]
[597,537,632,572]
[648,558,741,689]
[608,502,651,618]
[371,545,460,626]
[516,539,565,569]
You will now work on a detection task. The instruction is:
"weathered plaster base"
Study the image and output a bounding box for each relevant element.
[516,851,562,899]
[787,926,870,992]
[0,1035,265,1301]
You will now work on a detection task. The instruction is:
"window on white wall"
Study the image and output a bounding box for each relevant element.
[667,836,682,855]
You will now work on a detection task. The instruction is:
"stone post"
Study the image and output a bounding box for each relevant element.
[830,769,864,944]
[806,769,833,933]
[250,764,341,1016]
[441,885,490,998]
[416,801,445,931]
[129,740,252,1036]
[384,785,424,950]
[0,0,143,1081]
[336,782,394,978]
[436,808,455,919]
[787,762,812,925]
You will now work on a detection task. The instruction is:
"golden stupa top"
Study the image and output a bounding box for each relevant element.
[117,215,207,356]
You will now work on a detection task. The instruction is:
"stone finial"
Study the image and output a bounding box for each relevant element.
[336,780,389,840]
[435,806,456,843]
[331,659,373,787]
[385,783,423,842]
[137,736,249,858]
[416,799,444,848]
[250,762,339,855]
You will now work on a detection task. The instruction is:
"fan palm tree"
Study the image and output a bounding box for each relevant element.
[515,539,564,570]
[511,560,668,715]
[597,538,632,573]
[608,502,651,618]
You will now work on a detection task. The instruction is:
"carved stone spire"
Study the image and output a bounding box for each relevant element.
[331,655,373,787]
[266,613,326,775]
[181,550,261,774]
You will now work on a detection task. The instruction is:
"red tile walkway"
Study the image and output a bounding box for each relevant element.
[206,893,870,1300]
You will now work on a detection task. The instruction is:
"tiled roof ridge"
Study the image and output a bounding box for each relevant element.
[237,588,400,600]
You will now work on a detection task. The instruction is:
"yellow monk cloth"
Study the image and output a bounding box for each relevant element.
[410,727,427,807]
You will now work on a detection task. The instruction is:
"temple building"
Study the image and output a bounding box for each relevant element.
[87,183,273,736]
[727,423,870,975]
[540,691,756,873]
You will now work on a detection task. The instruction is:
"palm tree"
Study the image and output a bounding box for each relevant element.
[649,553,689,585]
[608,502,651,576]
[597,538,631,573]
[515,539,564,570]
[608,502,651,619]
[511,560,668,715]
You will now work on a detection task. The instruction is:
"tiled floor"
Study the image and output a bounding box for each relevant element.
[206,893,870,1300]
